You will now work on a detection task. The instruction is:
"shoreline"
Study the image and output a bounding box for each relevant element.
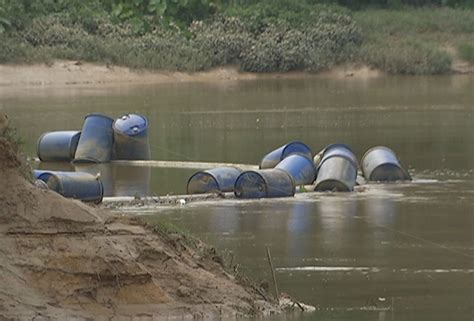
[1,60,473,88]
[1,60,472,88]
[0,60,400,88]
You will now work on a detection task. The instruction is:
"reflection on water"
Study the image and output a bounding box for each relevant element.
[154,181,473,321]
[3,75,474,320]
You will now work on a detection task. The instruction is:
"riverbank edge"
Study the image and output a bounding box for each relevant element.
[1,59,472,88]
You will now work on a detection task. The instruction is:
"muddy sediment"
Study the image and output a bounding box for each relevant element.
[0,137,282,320]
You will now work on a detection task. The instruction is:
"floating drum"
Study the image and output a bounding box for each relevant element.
[74,163,114,197]
[187,167,242,194]
[33,169,48,179]
[314,144,358,192]
[37,171,103,203]
[275,154,317,186]
[113,113,150,160]
[315,143,358,169]
[234,169,295,199]
[260,141,312,169]
[73,113,114,163]
[37,131,81,162]
[314,157,357,192]
[361,146,411,181]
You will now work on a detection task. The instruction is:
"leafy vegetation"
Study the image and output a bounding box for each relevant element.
[0,0,472,74]
[457,42,474,62]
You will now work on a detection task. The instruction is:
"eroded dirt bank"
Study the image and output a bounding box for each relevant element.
[0,137,281,320]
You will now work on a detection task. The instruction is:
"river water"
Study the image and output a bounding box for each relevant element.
[1,75,473,320]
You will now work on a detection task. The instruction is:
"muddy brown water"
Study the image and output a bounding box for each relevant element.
[1,75,473,320]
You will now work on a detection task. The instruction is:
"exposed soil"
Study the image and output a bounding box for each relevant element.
[0,59,472,89]
[0,60,386,88]
[0,137,284,320]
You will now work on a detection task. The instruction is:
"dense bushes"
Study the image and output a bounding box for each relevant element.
[191,10,361,72]
[0,1,472,74]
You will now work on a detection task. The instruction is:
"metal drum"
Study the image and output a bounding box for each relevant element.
[313,143,358,192]
[275,154,317,186]
[74,163,114,197]
[37,131,81,162]
[361,146,411,181]
[234,169,295,199]
[187,167,242,194]
[314,143,358,169]
[113,113,150,160]
[37,171,104,203]
[33,169,48,179]
[314,156,358,192]
[73,113,114,163]
[260,141,313,169]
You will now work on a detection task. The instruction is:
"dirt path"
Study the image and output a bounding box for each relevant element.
[0,137,291,320]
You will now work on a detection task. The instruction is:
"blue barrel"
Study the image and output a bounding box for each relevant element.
[74,163,114,197]
[187,167,242,194]
[314,156,357,192]
[260,141,313,169]
[234,169,295,199]
[315,143,358,169]
[37,171,104,203]
[361,146,411,181]
[275,154,317,186]
[33,169,48,179]
[37,131,81,162]
[73,113,114,163]
[113,113,150,160]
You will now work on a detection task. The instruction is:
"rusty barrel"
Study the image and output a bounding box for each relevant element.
[37,171,104,203]
[36,131,81,162]
[361,146,411,181]
[187,167,242,194]
[234,169,295,199]
[113,113,150,160]
[275,154,317,186]
[73,113,114,163]
[260,141,312,169]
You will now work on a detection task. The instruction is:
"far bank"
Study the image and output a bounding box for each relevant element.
[1,6,473,76]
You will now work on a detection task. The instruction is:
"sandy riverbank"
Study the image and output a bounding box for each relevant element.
[1,59,472,88]
[0,60,387,87]
[0,136,315,320]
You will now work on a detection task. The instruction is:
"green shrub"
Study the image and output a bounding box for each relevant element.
[360,39,452,74]
[457,42,474,62]
[191,16,255,66]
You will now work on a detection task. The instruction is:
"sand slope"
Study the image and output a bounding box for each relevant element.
[0,137,277,320]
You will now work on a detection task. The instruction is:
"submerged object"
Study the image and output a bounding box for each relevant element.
[37,131,81,162]
[234,169,295,199]
[314,143,358,192]
[113,113,150,160]
[73,113,114,163]
[37,171,104,203]
[187,166,242,194]
[260,141,312,169]
[275,154,317,186]
[361,146,411,181]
